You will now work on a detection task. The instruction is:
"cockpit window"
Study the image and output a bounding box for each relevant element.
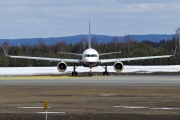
[91,54,97,57]
[84,54,97,57]
[84,54,90,57]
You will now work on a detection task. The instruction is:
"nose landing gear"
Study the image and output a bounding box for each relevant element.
[88,67,93,76]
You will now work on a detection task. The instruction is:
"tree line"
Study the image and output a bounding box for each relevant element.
[0,36,179,67]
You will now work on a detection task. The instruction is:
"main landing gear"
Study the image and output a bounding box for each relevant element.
[102,64,109,76]
[72,63,78,76]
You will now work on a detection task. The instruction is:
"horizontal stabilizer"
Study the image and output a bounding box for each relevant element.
[99,51,121,56]
[58,52,82,56]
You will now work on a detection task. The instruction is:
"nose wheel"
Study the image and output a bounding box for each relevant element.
[88,67,93,76]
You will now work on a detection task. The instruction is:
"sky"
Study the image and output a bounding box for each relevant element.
[0,0,180,39]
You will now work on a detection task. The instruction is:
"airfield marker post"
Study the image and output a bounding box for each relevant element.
[44,100,48,120]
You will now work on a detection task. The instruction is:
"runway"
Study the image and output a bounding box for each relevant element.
[0,75,180,120]
[0,75,180,85]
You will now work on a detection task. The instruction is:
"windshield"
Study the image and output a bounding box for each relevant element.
[84,54,97,57]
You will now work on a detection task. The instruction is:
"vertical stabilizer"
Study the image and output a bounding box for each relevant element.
[88,20,91,49]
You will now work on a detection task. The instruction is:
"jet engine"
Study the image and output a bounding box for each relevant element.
[57,62,67,72]
[114,62,124,72]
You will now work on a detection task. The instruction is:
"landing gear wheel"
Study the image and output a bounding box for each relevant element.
[72,72,74,76]
[103,72,105,76]
[72,72,78,76]
[103,72,109,76]
[88,67,93,76]
[75,72,77,76]
[88,72,93,76]
[106,72,109,76]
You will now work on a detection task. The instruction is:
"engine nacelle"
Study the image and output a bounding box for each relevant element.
[57,62,67,72]
[114,62,124,72]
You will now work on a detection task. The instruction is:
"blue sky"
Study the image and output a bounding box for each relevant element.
[0,0,180,39]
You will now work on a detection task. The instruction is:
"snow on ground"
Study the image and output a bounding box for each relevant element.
[0,65,180,76]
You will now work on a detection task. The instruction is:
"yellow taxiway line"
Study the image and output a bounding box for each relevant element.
[0,75,101,80]
[0,76,70,80]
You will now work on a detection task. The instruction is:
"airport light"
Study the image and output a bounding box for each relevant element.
[44,100,48,120]
[44,100,48,110]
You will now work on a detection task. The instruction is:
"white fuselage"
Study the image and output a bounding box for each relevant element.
[82,48,99,67]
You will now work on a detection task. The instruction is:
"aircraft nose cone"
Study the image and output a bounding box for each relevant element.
[84,57,98,62]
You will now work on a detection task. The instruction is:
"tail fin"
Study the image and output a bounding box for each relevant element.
[88,20,91,49]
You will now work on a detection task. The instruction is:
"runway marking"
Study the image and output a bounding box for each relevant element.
[113,106,180,110]
[36,112,65,114]
[99,94,119,97]
[18,107,51,109]
[113,106,148,109]
[150,107,180,110]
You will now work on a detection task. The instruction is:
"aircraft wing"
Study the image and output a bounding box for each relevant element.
[100,47,176,63]
[3,46,81,63]
[4,54,81,63]
[100,45,177,63]
[100,54,173,63]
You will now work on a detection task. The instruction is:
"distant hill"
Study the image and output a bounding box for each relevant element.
[0,34,175,46]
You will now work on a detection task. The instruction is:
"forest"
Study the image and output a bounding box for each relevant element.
[0,35,179,67]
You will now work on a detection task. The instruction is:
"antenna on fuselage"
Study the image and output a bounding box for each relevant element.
[88,20,91,49]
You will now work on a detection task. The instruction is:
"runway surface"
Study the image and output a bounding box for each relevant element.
[0,75,180,120]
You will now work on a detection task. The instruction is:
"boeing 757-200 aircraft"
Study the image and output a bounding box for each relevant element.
[3,21,176,76]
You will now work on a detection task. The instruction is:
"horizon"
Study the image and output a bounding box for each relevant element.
[0,33,176,40]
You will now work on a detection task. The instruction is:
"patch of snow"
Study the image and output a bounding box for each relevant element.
[0,65,180,76]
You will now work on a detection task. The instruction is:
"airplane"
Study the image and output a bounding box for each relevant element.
[3,21,177,76]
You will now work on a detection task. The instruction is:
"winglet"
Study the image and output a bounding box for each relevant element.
[3,46,8,56]
[173,45,177,56]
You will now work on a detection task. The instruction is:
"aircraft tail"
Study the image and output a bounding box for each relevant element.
[88,20,91,49]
